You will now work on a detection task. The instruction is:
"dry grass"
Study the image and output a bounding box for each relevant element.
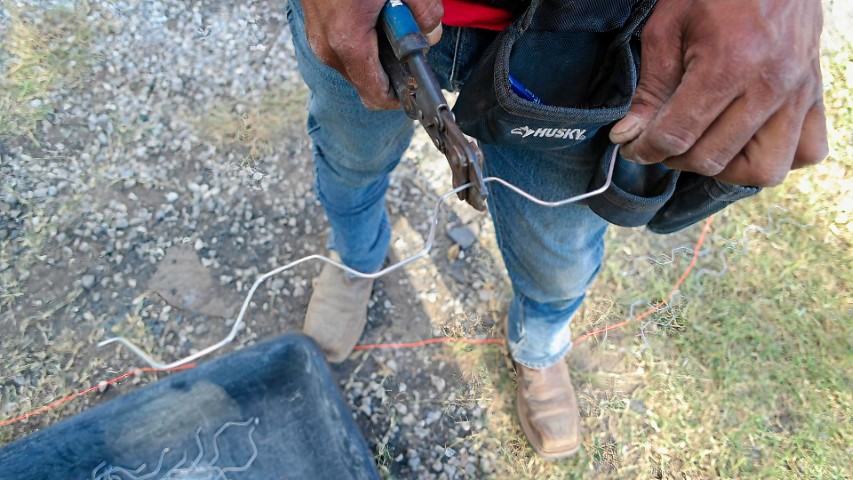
[191,85,309,163]
[0,0,98,139]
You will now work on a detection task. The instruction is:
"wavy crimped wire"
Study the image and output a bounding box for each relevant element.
[91,417,259,480]
[617,205,812,352]
[622,205,811,279]
[98,147,619,369]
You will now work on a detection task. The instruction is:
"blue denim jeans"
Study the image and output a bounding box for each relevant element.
[286,0,608,369]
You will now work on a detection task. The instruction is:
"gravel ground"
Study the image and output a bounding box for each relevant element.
[0,1,514,477]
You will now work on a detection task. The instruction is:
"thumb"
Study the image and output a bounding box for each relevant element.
[610,5,685,146]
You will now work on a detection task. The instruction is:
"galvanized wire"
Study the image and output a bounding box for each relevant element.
[98,147,619,370]
[91,418,259,480]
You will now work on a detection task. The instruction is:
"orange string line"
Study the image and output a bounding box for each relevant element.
[573,215,715,344]
[2,216,714,429]
[354,337,505,350]
[0,364,196,428]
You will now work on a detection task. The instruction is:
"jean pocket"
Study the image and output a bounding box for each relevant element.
[453,0,657,151]
[647,174,761,233]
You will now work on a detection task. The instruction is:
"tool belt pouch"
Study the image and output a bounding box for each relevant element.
[646,173,761,234]
[453,0,760,232]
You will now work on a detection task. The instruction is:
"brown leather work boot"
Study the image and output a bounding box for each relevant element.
[303,252,374,363]
[515,360,582,460]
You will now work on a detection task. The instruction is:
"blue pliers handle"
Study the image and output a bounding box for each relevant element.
[378,0,488,211]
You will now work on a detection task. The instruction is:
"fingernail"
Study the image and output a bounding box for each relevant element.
[610,115,642,143]
[426,25,443,46]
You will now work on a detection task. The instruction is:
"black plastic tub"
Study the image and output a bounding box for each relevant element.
[0,334,379,480]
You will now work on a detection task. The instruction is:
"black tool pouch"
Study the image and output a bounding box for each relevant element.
[453,0,653,150]
[453,0,760,232]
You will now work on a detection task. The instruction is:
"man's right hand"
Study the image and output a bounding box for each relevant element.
[302,0,444,110]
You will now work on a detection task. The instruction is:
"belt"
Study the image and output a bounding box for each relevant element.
[461,0,528,13]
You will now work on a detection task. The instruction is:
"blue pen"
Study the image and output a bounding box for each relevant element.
[509,74,544,105]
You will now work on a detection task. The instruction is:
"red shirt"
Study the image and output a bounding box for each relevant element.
[443,0,514,31]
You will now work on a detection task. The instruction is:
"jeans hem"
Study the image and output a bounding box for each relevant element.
[509,340,572,370]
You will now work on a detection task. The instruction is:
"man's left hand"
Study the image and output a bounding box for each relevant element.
[610,0,828,187]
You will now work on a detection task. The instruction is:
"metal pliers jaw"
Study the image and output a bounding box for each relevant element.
[377,15,488,211]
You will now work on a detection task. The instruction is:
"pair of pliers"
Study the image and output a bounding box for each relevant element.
[378,0,489,211]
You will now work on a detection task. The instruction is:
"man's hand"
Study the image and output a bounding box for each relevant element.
[610,0,828,187]
[302,0,443,109]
